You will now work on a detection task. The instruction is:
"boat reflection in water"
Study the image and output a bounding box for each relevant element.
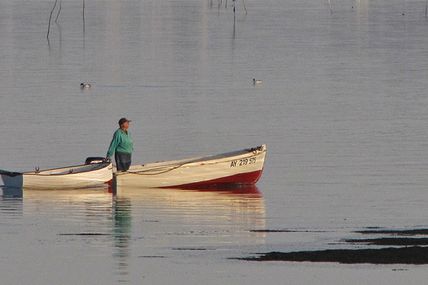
[114,185,266,243]
[6,185,265,283]
[0,187,24,219]
[1,187,23,199]
[112,185,266,280]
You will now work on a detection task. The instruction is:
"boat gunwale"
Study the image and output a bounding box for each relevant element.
[119,145,267,176]
[22,162,112,176]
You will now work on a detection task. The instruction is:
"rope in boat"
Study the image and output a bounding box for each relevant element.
[118,149,266,176]
[121,162,194,176]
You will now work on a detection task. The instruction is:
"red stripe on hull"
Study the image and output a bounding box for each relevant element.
[169,169,263,189]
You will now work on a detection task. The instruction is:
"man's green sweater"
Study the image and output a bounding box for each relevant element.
[107,129,133,158]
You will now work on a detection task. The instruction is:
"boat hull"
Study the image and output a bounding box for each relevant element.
[1,163,113,190]
[115,145,266,189]
[174,169,263,189]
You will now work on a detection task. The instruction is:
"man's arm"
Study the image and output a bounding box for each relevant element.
[106,131,120,158]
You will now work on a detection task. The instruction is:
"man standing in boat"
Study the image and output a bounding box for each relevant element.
[106,118,134,171]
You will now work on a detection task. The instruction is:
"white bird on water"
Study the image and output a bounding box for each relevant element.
[80,82,91,89]
[253,78,263,85]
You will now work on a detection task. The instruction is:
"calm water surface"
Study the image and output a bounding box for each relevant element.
[1,0,428,284]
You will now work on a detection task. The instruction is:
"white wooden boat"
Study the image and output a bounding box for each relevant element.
[0,158,113,190]
[114,144,267,189]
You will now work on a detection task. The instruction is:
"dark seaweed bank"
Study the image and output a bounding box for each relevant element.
[240,246,428,264]
[345,237,428,246]
[355,229,428,235]
[240,228,428,264]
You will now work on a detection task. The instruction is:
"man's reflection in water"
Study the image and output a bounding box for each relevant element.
[112,195,131,283]
[109,185,266,282]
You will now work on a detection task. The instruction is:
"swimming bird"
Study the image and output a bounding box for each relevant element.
[253,78,263,85]
[80,82,91,89]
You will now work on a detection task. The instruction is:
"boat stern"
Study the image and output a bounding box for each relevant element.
[0,172,24,188]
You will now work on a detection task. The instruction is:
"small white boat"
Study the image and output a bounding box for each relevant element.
[0,158,113,190]
[114,145,267,189]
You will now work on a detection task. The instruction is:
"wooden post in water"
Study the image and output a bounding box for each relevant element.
[55,0,62,23]
[47,0,58,39]
[425,0,428,17]
[83,0,86,35]
[242,0,247,14]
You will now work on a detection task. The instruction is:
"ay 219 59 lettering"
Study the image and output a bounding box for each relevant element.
[230,157,256,168]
